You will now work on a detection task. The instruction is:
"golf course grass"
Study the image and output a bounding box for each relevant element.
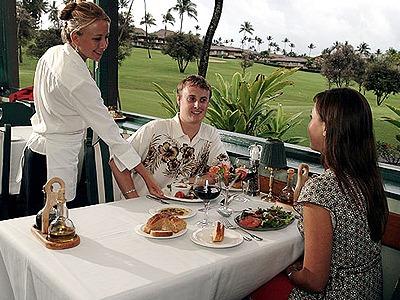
[18,47,399,147]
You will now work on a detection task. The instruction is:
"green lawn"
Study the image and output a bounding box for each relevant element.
[19,47,400,146]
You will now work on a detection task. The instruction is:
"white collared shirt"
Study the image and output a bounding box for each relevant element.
[125,114,228,196]
[27,43,140,200]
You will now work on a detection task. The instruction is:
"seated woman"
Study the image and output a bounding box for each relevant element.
[251,88,388,299]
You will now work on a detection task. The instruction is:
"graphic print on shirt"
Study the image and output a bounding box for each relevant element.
[142,133,212,179]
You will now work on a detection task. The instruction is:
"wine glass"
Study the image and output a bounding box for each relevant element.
[193,173,221,227]
[0,107,3,121]
[218,172,241,217]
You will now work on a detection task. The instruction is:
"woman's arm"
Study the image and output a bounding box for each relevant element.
[109,158,139,199]
[287,203,333,292]
[109,159,164,198]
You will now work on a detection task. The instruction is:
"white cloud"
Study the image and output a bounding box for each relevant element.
[51,0,400,55]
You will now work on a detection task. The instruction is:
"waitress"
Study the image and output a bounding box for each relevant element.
[18,0,162,215]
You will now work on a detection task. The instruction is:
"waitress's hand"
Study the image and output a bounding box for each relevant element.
[294,163,309,202]
[145,176,164,198]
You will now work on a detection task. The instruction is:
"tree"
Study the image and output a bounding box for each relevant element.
[289,43,295,56]
[239,21,254,49]
[48,1,60,29]
[198,0,223,78]
[171,0,198,33]
[140,12,156,59]
[194,24,201,35]
[16,0,36,63]
[356,42,371,56]
[320,42,360,88]
[282,37,290,53]
[162,9,175,38]
[363,56,400,106]
[23,0,49,25]
[118,0,136,64]
[307,43,316,56]
[27,28,62,58]
[162,32,202,73]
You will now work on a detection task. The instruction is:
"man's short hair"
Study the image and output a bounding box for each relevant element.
[176,75,212,99]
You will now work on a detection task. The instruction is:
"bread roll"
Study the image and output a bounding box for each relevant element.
[150,230,173,237]
[212,221,225,242]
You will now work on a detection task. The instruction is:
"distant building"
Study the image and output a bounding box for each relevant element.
[266,54,308,68]
[208,45,243,59]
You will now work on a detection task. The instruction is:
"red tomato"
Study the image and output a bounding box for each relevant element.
[239,216,262,228]
[174,191,186,198]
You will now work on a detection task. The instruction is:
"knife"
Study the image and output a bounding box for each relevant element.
[146,194,170,204]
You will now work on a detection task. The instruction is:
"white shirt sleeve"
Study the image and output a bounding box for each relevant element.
[69,80,141,171]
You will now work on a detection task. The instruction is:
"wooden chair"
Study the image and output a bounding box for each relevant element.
[0,124,11,220]
[0,101,34,126]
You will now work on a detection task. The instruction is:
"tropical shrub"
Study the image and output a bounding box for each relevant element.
[207,69,305,143]
[153,82,178,117]
[381,105,400,144]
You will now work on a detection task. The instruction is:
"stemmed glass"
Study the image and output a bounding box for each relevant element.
[0,107,3,121]
[193,173,221,227]
[218,173,241,217]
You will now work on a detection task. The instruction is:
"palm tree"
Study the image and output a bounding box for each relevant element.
[282,37,290,53]
[239,21,254,49]
[289,43,295,55]
[161,9,175,38]
[198,0,223,77]
[140,12,156,58]
[255,36,263,52]
[171,0,198,33]
[308,43,316,56]
[356,42,371,56]
[194,24,201,35]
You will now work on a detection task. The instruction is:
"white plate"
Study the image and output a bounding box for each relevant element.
[11,135,23,142]
[135,224,187,239]
[190,228,244,248]
[149,205,197,219]
[162,187,203,203]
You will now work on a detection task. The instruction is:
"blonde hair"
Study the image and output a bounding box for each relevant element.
[60,0,111,43]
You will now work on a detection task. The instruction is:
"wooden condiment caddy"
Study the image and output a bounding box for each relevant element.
[31,177,80,250]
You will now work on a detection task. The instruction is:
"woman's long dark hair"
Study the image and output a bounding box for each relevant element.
[314,88,388,241]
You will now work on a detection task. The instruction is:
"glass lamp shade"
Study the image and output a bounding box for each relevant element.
[261,138,287,169]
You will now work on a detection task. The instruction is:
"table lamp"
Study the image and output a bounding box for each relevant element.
[261,138,287,202]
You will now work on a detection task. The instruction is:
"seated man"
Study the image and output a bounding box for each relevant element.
[110,75,229,198]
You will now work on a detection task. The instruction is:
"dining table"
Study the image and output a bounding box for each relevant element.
[0,194,303,300]
[0,126,32,195]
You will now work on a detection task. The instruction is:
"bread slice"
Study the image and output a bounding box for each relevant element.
[150,230,173,237]
[144,213,187,234]
[212,221,225,242]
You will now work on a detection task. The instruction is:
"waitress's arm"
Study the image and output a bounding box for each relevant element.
[69,80,163,197]
[287,203,333,292]
[109,159,139,199]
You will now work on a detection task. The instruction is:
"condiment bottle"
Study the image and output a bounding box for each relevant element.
[247,144,262,196]
[279,168,295,204]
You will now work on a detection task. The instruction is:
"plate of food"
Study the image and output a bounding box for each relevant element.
[190,221,243,249]
[162,186,202,203]
[135,212,187,239]
[149,205,197,219]
[234,206,295,231]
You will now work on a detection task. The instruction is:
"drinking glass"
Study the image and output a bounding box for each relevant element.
[193,173,221,227]
[218,173,240,216]
[0,107,3,121]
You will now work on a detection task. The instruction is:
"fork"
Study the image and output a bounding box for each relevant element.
[222,217,263,241]
[146,194,170,205]
[221,218,251,241]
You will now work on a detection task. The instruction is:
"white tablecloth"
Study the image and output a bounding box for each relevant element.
[0,126,32,194]
[0,197,303,300]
